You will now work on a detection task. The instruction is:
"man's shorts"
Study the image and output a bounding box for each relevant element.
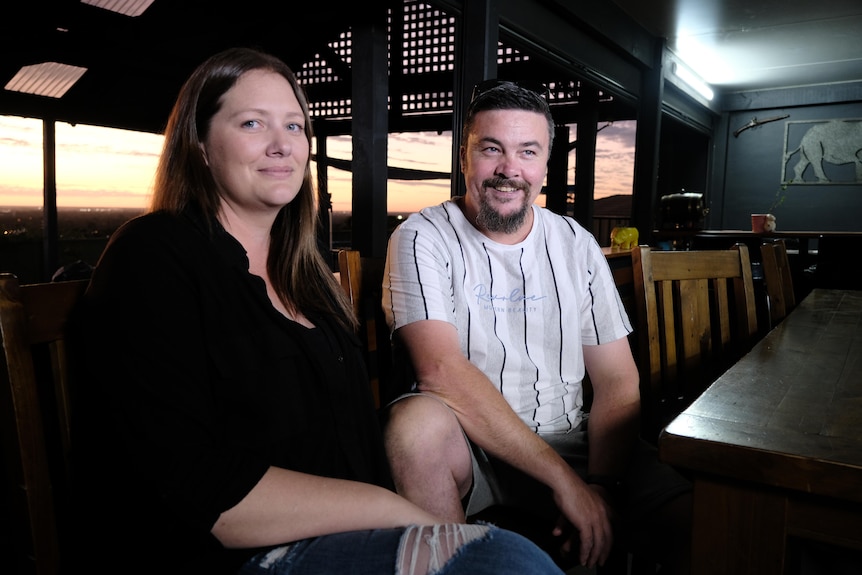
[465,420,692,526]
[388,392,691,525]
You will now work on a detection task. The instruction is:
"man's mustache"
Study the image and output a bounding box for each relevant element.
[483,177,528,192]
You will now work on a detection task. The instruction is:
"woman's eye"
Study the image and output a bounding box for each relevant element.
[287,122,304,133]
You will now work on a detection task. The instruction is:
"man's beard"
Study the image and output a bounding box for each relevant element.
[475,178,531,234]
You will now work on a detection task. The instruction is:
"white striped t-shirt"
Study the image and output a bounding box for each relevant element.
[382,200,633,434]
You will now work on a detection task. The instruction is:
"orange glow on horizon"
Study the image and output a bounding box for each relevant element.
[1,115,633,212]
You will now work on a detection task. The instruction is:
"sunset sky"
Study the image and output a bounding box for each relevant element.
[0,114,634,212]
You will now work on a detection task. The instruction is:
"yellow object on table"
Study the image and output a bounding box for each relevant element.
[610,226,639,249]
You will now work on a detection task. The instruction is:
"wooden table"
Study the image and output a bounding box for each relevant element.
[652,228,861,258]
[659,289,862,574]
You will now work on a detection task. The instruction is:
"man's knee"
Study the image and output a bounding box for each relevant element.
[384,394,473,491]
[385,394,464,453]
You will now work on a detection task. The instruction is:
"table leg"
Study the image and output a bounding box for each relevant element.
[690,478,789,574]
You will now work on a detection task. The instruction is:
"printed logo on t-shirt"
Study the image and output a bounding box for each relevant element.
[473,283,547,314]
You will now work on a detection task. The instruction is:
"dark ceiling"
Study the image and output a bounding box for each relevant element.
[1,0,378,134]
[2,1,639,138]
[4,0,860,138]
[612,0,862,93]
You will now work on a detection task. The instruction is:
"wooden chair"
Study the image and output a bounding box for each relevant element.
[0,253,384,573]
[337,249,380,407]
[760,239,796,328]
[631,245,759,442]
[1,273,88,575]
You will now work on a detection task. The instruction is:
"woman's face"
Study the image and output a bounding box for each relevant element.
[201,69,310,220]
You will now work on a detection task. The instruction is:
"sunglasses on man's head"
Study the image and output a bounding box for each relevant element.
[470,79,551,102]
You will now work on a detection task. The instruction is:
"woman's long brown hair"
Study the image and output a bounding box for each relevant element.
[150,46,357,331]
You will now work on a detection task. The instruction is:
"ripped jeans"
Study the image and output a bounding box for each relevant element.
[238,523,564,575]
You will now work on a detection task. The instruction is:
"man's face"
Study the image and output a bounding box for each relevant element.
[460,108,550,236]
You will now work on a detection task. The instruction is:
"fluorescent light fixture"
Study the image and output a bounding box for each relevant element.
[4,62,88,98]
[3,1,154,98]
[675,35,731,85]
[81,0,155,17]
[672,61,714,101]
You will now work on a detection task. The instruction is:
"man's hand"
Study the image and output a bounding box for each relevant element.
[551,475,615,568]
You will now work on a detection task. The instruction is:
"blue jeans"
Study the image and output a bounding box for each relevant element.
[238,523,564,575]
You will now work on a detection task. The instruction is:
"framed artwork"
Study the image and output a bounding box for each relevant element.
[782,118,862,185]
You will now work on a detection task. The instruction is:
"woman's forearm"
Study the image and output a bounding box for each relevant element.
[211,466,441,548]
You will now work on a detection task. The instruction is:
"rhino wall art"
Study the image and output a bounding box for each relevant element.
[782,119,862,184]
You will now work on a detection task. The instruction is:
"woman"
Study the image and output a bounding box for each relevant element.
[70,47,564,575]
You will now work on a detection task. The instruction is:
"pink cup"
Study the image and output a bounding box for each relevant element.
[751,214,768,232]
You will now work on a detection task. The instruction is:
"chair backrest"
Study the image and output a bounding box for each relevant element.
[631,245,758,441]
[336,249,386,408]
[760,239,796,327]
[1,273,88,575]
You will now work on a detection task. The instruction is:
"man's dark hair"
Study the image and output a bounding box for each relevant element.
[462,80,555,152]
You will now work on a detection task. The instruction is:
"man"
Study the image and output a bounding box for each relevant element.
[382,80,691,572]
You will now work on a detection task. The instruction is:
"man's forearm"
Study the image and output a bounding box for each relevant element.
[585,396,640,479]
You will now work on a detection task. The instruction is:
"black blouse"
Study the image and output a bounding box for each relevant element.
[71,207,391,574]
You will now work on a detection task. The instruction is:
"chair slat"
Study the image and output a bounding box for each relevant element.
[336,250,380,408]
[761,239,796,328]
